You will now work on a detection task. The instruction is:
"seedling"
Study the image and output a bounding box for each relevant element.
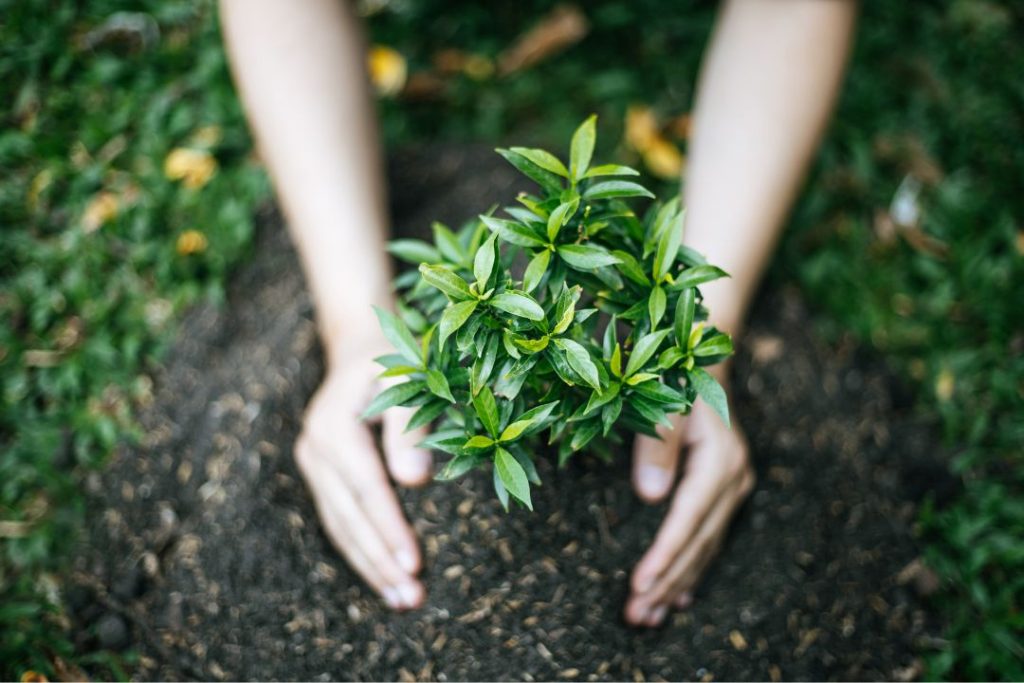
[366,116,733,510]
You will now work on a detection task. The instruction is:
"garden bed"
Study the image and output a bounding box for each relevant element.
[72,145,948,681]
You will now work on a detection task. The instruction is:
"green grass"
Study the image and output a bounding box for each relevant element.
[1,1,267,676]
[2,0,1021,679]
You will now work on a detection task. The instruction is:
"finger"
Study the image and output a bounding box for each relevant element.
[335,425,424,575]
[382,405,433,487]
[297,434,424,608]
[323,482,425,610]
[631,414,685,503]
[633,481,740,621]
[629,454,722,596]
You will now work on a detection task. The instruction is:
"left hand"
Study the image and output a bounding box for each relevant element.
[624,379,755,626]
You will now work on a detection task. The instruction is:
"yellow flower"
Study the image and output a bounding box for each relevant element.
[164,147,217,190]
[176,229,208,256]
[643,137,685,180]
[20,671,48,683]
[367,45,407,97]
[82,191,119,233]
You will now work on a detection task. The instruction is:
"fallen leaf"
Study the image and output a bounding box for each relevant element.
[367,45,407,97]
[27,169,53,211]
[434,49,495,80]
[23,350,62,368]
[728,629,748,651]
[176,229,208,256]
[498,5,588,76]
[82,191,119,233]
[164,148,217,189]
[667,112,693,140]
[935,368,955,401]
[625,105,659,152]
[642,136,685,179]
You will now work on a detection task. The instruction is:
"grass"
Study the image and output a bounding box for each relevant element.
[1,1,267,676]
[1,0,1021,679]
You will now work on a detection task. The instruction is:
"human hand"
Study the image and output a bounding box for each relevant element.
[294,336,433,610]
[624,375,755,626]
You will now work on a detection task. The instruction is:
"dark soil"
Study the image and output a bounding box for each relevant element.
[73,145,949,681]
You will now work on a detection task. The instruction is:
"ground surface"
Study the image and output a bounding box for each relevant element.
[73,146,948,681]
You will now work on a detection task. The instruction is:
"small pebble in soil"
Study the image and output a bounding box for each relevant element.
[96,613,129,650]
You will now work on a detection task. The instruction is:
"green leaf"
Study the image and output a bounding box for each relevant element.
[496,148,565,194]
[490,291,545,321]
[493,463,511,511]
[405,400,448,431]
[602,395,623,435]
[570,420,601,451]
[694,333,734,357]
[464,434,495,449]
[473,231,498,287]
[473,386,500,437]
[669,265,729,291]
[648,285,667,329]
[419,263,473,300]
[522,249,551,293]
[557,244,622,270]
[426,369,456,403]
[625,372,660,385]
[583,180,654,200]
[480,215,547,247]
[584,381,620,415]
[583,164,640,178]
[688,321,705,351]
[547,197,580,241]
[555,338,601,390]
[433,221,468,265]
[438,300,479,351]
[690,367,730,427]
[509,146,569,177]
[570,114,597,182]
[512,450,542,486]
[551,285,580,335]
[387,239,441,265]
[373,306,422,367]
[611,250,651,286]
[674,287,695,347]
[658,345,685,370]
[361,380,426,418]
[513,335,549,353]
[435,453,486,481]
[624,329,671,378]
[678,245,708,267]
[610,342,622,377]
[495,447,532,510]
[653,208,684,281]
[379,365,421,378]
[499,401,559,441]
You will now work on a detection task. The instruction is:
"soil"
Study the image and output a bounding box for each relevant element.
[72,145,951,681]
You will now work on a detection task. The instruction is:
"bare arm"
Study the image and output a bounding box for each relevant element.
[220,0,430,611]
[627,0,857,626]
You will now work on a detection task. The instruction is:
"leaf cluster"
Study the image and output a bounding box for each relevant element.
[370,116,733,510]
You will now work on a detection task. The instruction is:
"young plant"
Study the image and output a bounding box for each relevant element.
[366,115,733,511]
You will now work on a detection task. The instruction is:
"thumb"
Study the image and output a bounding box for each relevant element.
[382,405,433,487]
[631,414,686,503]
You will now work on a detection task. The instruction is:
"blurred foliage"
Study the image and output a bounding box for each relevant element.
[1,0,1021,678]
[0,0,267,677]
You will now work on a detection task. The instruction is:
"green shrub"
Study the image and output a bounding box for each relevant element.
[368,117,732,509]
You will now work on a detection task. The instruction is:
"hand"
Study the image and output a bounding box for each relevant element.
[624,378,755,626]
[294,335,433,610]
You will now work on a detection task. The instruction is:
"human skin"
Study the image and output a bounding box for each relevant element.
[220,0,856,621]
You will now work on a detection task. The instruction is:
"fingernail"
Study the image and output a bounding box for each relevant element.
[638,464,670,497]
[395,549,418,574]
[382,586,401,609]
[397,582,420,608]
[648,604,667,625]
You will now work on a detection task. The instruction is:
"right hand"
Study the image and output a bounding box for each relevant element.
[295,335,433,609]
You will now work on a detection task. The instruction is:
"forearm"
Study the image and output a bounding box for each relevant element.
[683,0,857,337]
[220,0,391,364]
